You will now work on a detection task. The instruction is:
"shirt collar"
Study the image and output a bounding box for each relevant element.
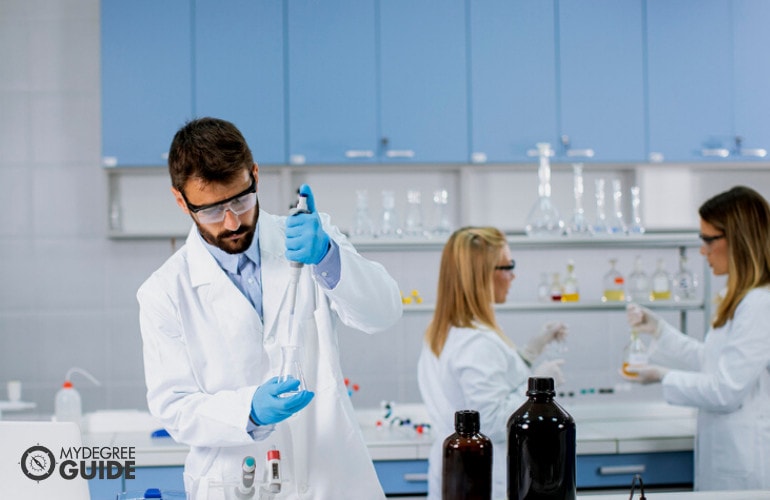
[199,223,261,275]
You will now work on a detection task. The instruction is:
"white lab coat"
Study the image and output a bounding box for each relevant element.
[137,210,402,500]
[417,325,530,500]
[649,287,770,491]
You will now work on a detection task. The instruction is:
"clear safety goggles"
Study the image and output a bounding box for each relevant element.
[184,175,257,224]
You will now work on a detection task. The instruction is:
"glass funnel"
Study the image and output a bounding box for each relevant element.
[525,143,564,237]
[278,345,307,397]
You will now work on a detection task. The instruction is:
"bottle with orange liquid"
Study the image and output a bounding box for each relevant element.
[602,259,625,302]
[622,330,649,377]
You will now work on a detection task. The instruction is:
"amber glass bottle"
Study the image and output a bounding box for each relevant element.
[507,377,576,500]
[442,410,493,500]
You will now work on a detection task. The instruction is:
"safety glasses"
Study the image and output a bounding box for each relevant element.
[183,175,257,224]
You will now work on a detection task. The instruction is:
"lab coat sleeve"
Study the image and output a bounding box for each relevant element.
[450,334,527,443]
[138,278,274,447]
[648,321,705,371]
[315,212,403,333]
[661,289,770,412]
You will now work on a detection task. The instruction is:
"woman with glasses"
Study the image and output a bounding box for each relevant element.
[624,186,770,491]
[418,226,568,500]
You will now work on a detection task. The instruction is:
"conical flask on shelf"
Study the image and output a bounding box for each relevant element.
[525,143,564,237]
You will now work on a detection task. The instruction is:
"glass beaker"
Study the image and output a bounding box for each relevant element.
[351,189,374,238]
[602,259,625,302]
[404,189,424,237]
[278,345,307,397]
[607,179,627,235]
[430,188,452,237]
[628,186,645,234]
[525,143,564,237]
[379,190,401,238]
[650,258,672,301]
[567,163,590,236]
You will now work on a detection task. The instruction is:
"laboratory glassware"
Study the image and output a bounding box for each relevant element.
[54,381,81,425]
[650,258,672,300]
[561,260,579,302]
[567,163,590,236]
[403,189,424,237]
[537,273,551,302]
[602,259,626,302]
[508,377,576,500]
[278,345,307,397]
[607,179,627,235]
[592,178,609,235]
[622,330,649,377]
[379,190,401,238]
[442,410,492,500]
[628,185,645,234]
[525,143,564,237]
[430,188,452,237]
[351,189,374,238]
[673,255,697,301]
[627,256,650,302]
[549,272,563,302]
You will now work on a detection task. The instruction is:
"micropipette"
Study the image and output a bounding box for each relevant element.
[285,193,310,349]
[234,456,256,499]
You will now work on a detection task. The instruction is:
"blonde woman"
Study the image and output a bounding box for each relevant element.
[625,186,770,490]
[418,226,567,500]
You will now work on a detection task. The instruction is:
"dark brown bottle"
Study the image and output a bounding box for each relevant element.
[442,410,493,500]
[507,377,576,500]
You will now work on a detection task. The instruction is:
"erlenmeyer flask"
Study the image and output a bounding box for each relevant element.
[525,143,564,237]
[628,186,645,234]
[607,179,627,235]
[567,163,590,236]
[592,178,609,235]
[351,189,374,237]
[379,190,401,238]
[278,345,307,398]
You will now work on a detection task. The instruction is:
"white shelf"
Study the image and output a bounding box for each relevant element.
[401,299,704,314]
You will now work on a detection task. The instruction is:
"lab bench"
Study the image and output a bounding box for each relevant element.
[81,401,696,498]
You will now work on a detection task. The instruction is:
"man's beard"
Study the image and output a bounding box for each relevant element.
[197,202,260,254]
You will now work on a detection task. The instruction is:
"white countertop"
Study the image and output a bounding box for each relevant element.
[77,401,696,467]
[580,491,770,500]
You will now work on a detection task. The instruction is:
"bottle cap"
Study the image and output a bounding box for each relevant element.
[454,410,480,434]
[62,380,73,389]
[267,449,280,461]
[527,377,555,395]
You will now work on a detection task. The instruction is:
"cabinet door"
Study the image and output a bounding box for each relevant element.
[286,0,378,165]
[101,0,193,166]
[732,0,770,160]
[647,0,732,162]
[559,0,645,162]
[123,466,186,493]
[379,0,468,163]
[469,0,558,163]
[195,0,286,165]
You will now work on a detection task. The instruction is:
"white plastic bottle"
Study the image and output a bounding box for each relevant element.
[55,380,82,425]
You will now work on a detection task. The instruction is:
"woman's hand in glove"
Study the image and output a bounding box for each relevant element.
[620,364,669,385]
[533,359,566,386]
[520,321,568,363]
[627,303,662,338]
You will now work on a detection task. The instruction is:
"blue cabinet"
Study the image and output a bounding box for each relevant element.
[647,0,733,162]
[373,459,429,496]
[101,0,194,166]
[577,451,693,488]
[195,0,286,165]
[558,0,646,162]
[286,0,378,164]
[379,0,469,163]
[468,0,558,163]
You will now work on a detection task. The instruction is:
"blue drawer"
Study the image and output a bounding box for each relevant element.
[577,451,693,488]
[374,459,429,495]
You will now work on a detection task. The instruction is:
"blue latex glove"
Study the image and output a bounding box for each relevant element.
[250,377,314,426]
[285,184,331,265]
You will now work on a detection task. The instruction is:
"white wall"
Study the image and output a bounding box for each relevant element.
[0,0,766,415]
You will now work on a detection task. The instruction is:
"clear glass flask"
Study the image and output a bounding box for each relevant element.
[607,179,627,235]
[537,273,551,302]
[622,330,649,378]
[561,260,579,302]
[673,255,697,301]
[525,143,564,237]
[403,189,424,237]
[602,259,625,302]
[628,186,645,234]
[379,190,401,238]
[431,188,452,237]
[278,345,307,397]
[568,163,590,236]
[627,256,650,303]
[650,258,672,301]
[549,273,563,302]
[592,178,609,235]
[351,189,375,237]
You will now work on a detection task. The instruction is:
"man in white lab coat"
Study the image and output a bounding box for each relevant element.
[137,117,402,499]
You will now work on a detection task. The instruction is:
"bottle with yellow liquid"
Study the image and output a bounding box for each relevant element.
[602,259,625,302]
[650,258,672,301]
[622,330,649,377]
[562,260,580,302]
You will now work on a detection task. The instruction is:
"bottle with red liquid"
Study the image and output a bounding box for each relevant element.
[442,410,492,500]
[507,377,576,500]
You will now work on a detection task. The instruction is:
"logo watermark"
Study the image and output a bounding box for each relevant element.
[19,444,136,483]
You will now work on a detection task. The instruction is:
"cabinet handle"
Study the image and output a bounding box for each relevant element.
[566,148,595,158]
[345,149,375,159]
[403,473,428,482]
[102,156,118,167]
[289,154,307,165]
[700,148,729,158]
[161,152,169,161]
[386,149,415,158]
[740,148,767,158]
[598,464,646,475]
[471,152,488,163]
